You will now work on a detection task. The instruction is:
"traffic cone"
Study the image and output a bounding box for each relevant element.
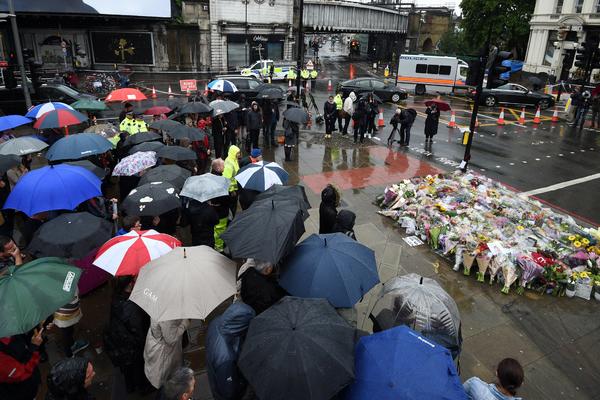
[497,107,505,125]
[378,109,385,128]
[447,111,456,128]
[518,107,526,124]
[327,79,332,92]
[151,86,157,99]
[551,107,559,123]
[533,106,541,124]
[168,85,173,99]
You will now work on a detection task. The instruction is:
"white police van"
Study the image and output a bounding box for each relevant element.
[396,55,469,95]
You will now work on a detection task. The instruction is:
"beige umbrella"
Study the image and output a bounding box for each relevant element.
[129,246,237,321]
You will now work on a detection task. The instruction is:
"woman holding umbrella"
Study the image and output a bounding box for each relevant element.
[424,103,440,144]
[283,118,299,162]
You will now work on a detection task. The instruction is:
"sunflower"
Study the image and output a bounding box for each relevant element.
[568,235,576,241]
[573,240,582,248]
[582,238,590,245]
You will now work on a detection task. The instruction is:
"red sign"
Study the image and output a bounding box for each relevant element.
[0,61,8,68]
[179,79,197,92]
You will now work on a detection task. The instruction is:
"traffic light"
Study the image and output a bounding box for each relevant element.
[4,66,17,89]
[466,59,481,86]
[574,42,589,68]
[486,47,512,89]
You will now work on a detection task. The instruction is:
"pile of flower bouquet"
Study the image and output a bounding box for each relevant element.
[376,172,600,299]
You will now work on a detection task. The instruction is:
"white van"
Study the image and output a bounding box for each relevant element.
[396,55,469,95]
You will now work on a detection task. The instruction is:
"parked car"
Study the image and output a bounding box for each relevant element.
[470,83,555,109]
[0,83,97,115]
[214,75,264,101]
[338,77,407,103]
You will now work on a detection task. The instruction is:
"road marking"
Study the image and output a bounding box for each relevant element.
[558,153,564,156]
[521,173,600,196]
[509,162,515,165]
[535,158,540,161]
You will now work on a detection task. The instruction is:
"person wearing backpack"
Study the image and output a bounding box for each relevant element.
[104,276,151,395]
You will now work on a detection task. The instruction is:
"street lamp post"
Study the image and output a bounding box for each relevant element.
[7,0,31,109]
[245,0,249,66]
[296,0,304,97]
[394,1,403,87]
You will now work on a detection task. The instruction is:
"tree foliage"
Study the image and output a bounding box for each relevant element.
[459,0,536,59]
[438,29,477,57]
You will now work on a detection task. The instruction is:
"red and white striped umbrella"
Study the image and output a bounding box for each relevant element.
[93,230,181,276]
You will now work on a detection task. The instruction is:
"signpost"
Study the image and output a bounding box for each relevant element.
[179,79,197,92]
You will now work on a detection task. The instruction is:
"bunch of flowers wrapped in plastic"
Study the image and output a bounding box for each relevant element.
[376,172,600,299]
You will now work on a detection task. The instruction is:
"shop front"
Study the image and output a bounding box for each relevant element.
[227,34,285,70]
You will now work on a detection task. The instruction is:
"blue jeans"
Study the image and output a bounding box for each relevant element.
[574,106,588,129]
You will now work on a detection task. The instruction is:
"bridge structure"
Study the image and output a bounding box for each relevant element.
[303,0,408,34]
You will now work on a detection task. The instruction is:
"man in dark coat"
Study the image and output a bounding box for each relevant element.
[319,184,339,234]
[424,104,440,143]
[212,115,226,160]
[45,357,95,400]
[239,263,287,315]
[206,302,255,400]
[352,99,367,144]
[183,199,220,247]
[323,96,337,139]
[245,102,263,151]
[332,209,357,240]
[399,108,417,146]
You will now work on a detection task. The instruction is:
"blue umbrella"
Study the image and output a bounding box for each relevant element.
[207,79,238,93]
[345,325,467,400]
[235,161,289,192]
[25,102,73,119]
[0,115,32,131]
[4,164,102,216]
[279,233,379,308]
[46,133,114,161]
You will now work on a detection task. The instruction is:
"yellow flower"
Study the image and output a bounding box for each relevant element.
[580,271,590,279]
[517,226,525,231]
[568,235,576,241]
[573,241,582,248]
[582,238,590,245]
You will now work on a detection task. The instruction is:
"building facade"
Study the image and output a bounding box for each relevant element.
[524,0,600,81]
[406,7,453,53]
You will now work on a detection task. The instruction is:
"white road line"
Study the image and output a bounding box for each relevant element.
[521,173,600,196]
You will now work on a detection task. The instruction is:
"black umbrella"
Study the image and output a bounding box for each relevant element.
[221,199,305,264]
[164,125,206,141]
[254,185,311,220]
[27,212,113,259]
[283,107,309,124]
[149,119,182,132]
[129,141,166,155]
[138,164,191,190]
[360,92,383,103]
[64,160,107,179]
[0,154,21,175]
[121,182,181,216]
[177,102,212,115]
[257,85,285,100]
[238,297,355,400]
[156,146,197,161]
[123,132,162,147]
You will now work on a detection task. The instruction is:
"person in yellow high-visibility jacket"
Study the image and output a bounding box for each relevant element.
[133,114,148,134]
[300,69,310,89]
[309,69,318,90]
[119,112,137,135]
[286,69,297,86]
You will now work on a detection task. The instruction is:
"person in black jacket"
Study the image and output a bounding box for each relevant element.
[352,99,367,144]
[319,184,339,234]
[424,104,440,143]
[246,102,262,151]
[332,209,357,240]
[324,96,337,139]
[400,108,417,146]
[184,199,220,247]
[45,357,95,400]
[387,108,402,146]
[239,262,287,315]
[237,94,248,145]
[365,95,378,139]
[212,115,226,160]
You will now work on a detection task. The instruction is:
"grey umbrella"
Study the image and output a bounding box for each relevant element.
[123,132,162,147]
[84,123,119,138]
[149,119,182,132]
[156,146,197,161]
[163,125,206,141]
[209,100,239,116]
[177,101,212,115]
[129,141,165,155]
[180,173,230,203]
[238,297,355,400]
[64,160,107,179]
[283,107,309,124]
[139,165,191,190]
[0,136,49,156]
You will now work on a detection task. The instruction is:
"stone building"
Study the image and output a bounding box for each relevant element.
[406,7,453,53]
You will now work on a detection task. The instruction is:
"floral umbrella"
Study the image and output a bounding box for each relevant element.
[112,151,157,176]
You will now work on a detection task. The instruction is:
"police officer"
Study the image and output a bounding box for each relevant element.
[300,68,310,89]
[286,69,297,87]
[119,111,137,135]
[133,114,148,134]
[309,69,318,91]
[334,92,343,132]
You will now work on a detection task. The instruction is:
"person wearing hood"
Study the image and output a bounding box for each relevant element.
[245,102,262,151]
[45,357,95,400]
[332,209,357,240]
[424,103,440,143]
[206,302,255,400]
[223,145,241,218]
[239,260,288,315]
[342,92,356,135]
[319,184,339,234]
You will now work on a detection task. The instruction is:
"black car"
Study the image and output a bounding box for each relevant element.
[338,78,407,103]
[214,75,264,101]
[472,83,555,109]
[0,83,96,115]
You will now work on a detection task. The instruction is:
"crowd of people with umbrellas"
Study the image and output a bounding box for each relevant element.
[0,82,525,400]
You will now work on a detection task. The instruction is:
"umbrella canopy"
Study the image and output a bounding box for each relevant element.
[129,245,237,321]
[345,325,467,400]
[254,184,311,211]
[45,133,113,161]
[121,181,180,216]
[238,297,355,400]
[207,79,238,93]
[0,136,49,156]
[64,160,107,179]
[360,92,383,104]
[279,233,379,308]
[25,102,73,119]
[235,161,289,192]
[283,107,309,124]
[162,125,206,141]
[93,229,181,276]
[112,151,157,176]
[370,273,462,359]
[156,145,197,161]
[4,164,102,216]
[257,86,285,100]
[33,109,88,129]
[176,102,212,115]
[180,173,229,203]
[70,99,109,111]
[0,154,21,175]
[144,106,172,115]
[122,131,162,147]
[209,99,239,116]
[27,212,113,259]
[0,115,32,131]
[425,99,451,111]
[84,123,119,138]
[221,199,305,264]
[0,258,82,337]
[139,164,191,190]
[129,141,165,155]
[105,88,147,102]
[149,119,182,131]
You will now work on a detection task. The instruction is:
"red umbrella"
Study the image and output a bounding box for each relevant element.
[93,229,181,276]
[105,88,148,102]
[144,106,172,115]
[424,99,451,112]
[33,109,88,134]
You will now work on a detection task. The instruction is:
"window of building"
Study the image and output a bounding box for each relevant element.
[575,0,584,13]
[416,64,427,73]
[427,64,439,74]
[439,65,451,75]
[596,0,600,13]
[555,0,564,14]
